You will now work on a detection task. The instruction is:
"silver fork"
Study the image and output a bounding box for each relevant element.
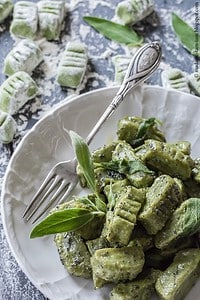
[23,41,162,223]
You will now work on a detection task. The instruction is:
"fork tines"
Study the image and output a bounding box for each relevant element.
[23,168,74,223]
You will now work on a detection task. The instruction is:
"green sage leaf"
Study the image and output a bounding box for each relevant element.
[70,131,106,213]
[136,117,160,139]
[100,159,153,176]
[83,16,143,46]
[172,12,200,57]
[95,195,107,213]
[81,194,106,213]
[30,208,94,238]
[130,117,162,147]
[70,131,96,193]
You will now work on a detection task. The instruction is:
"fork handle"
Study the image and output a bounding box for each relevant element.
[86,41,162,145]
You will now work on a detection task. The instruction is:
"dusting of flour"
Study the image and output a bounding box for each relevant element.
[0,1,199,300]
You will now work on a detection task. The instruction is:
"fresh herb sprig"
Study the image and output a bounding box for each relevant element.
[83,16,144,46]
[70,131,106,212]
[131,117,162,147]
[70,130,96,193]
[172,12,200,57]
[136,118,161,140]
[98,159,153,177]
[30,208,95,238]
[30,131,106,238]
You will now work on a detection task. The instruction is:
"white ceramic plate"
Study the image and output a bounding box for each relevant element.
[2,85,200,300]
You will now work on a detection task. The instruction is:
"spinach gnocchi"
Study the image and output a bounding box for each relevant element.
[10,1,38,39]
[51,115,200,299]
[37,0,66,40]
[112,55,132,84]
[116,0,154,26]
[0,71,38,115]
[3,39,43,76]
[155,248,200,300]
[0,0,13,23]
[56,41,88,88]
[0,110,16,144]
[9,0,66,40]
[161,68,190,93]
[188,72,200,96]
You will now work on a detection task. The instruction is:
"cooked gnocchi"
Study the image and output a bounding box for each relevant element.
[54,116,200,299]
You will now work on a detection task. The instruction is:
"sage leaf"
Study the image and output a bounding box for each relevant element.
[136,117,160,139]
[131,117,162,147]
[81,194,107,213]
[172,12,200,57]
[95,195,107,213]
[70,131,107,213]
[83,16,143,46]
[30,208,94,238]
[100,159,153,176]
[70,130,96,193]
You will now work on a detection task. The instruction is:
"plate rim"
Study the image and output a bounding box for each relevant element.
[1,84,200,299]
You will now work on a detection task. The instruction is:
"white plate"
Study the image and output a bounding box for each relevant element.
[2,85,200,300]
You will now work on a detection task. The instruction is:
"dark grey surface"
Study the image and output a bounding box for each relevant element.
[0,0,199,299]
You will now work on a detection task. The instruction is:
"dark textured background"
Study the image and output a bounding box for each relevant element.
[0,0,199,299]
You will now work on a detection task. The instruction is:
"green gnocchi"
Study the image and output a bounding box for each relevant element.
[37,0,66,40]
[188,72,200,96]
[112,55,131,84]
[53,116,200,300]
[0,110,16,144]
[10,1,38,39]
[116,0,154,26]
[3,39,43,76]
[161,68,190,93]
[56,41,88,88]
[0,71,38,115]
[0,0,13,23]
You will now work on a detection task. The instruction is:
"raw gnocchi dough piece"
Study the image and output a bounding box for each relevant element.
[37,0,66,40]
[161,67,190,93]
[10,1,38,39]
[0,0,13,23]
[116,0,154,25]
[0,71,38,115]
[0,110,16,144]
[112,55,131,84]
[188,72,200,96]
[56,41,88,88]
[3,39,43,76]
